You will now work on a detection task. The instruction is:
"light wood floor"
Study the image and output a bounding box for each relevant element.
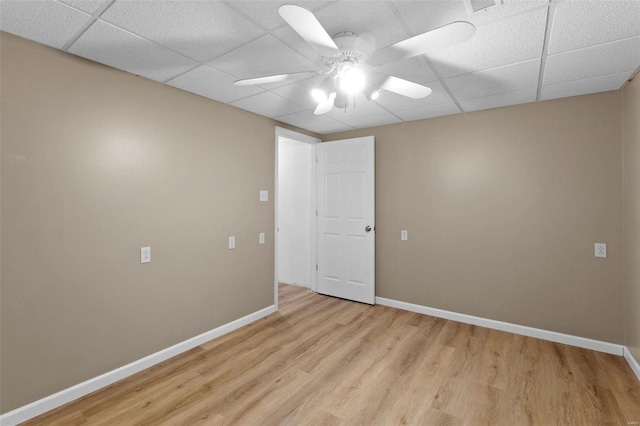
[24,284,640,425]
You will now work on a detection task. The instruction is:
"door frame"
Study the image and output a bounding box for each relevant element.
[274,126,320,309]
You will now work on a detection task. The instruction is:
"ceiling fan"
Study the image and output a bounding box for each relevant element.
[235,5,476,115]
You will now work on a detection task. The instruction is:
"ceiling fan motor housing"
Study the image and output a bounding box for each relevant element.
[332,31,374,64]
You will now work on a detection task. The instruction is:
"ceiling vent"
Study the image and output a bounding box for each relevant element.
[464,0,503,14]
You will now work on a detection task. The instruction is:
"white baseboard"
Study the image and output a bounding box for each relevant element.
[624,347,640,381]
[0,305,277,426]
[279,281,310,288]
[376,297,624,356]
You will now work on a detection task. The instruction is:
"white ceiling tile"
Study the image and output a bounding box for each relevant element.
[445,59,540,100]
[544,36,640,85]
[0,0,91,49]
[58,0,111,15]
[390,0,470,35]
[391,0,549,35]
[267,1,413,67]
[270,25,325,65]
[428,7,547,78]
[373,56,438,86]
[480,0,550,26]
[68,20,198,82]
[549,1,640,54]
[100,1,264,62]
[209,34,318,81]
[276,111,354,134]
[337,113,402,129]
[374,80,454,111]
[224,1,333,31]
[311,1,409,52]
[395,103,461,122]
[460,88,537,112]
[230,91,306,118]
[167,65,263,104]
[541,72,633,101]
[271,78,321,110]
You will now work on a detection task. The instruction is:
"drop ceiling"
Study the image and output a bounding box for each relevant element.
[1,0,639,135]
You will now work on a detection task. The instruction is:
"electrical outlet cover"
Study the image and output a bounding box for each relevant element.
[141,247,151,264]
[595,243,607,258]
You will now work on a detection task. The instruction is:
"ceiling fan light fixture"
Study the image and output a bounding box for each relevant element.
[334,91,349,109]
[339,67,366,95]
[311,88,327,103]
[239,6,474,116]
[364,84,381,101]
[311,76,335,103]
[314,92,336,115]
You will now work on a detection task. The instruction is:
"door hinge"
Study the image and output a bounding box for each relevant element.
[316,264,318,271]
[316,156,318,163]
[316,210,318,217]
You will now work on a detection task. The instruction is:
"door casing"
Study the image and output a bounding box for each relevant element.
[274,127,320,309]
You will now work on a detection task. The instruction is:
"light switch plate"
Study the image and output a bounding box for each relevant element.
[260,190,268,202]
[140,247,151,264]
[228,236,235,250]
[595,243,607,258]
[401,230,408,241]
[259,233,265,244]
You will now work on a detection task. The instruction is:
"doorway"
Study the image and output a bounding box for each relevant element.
[274,127,320,308]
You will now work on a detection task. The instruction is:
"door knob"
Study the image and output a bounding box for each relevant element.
[365,225,372,233]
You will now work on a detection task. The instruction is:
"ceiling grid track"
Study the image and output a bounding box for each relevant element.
[360,8,408,121]
[61,0,116,51]
[384,0,466,114]
[371,99,406,122]
[476,2,553,29]
[63,1,276,85]
[365,1,416,121]
[62,10,205,81]
[220,0,337,88]
[161,63,205,84]
[536,1,557,101]
[158,9,272,84]
[221,1,277,33]
[422,55,466,113]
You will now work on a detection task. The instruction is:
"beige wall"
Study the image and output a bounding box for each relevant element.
[0,33,280,413]
[623,75,640,362]
[325,92,624,344]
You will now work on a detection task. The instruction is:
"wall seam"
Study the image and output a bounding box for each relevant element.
[621,86,626,347]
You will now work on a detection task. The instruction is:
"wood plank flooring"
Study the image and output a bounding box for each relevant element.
[24,284,640,425]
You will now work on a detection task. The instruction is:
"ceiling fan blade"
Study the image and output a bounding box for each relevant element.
[371,21,475,65]
[234,71,315,86]
[314,92,336,115]
[279,5,340,58]
[381,76,432,99]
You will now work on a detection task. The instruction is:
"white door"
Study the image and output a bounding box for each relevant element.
[316,136,375,304]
